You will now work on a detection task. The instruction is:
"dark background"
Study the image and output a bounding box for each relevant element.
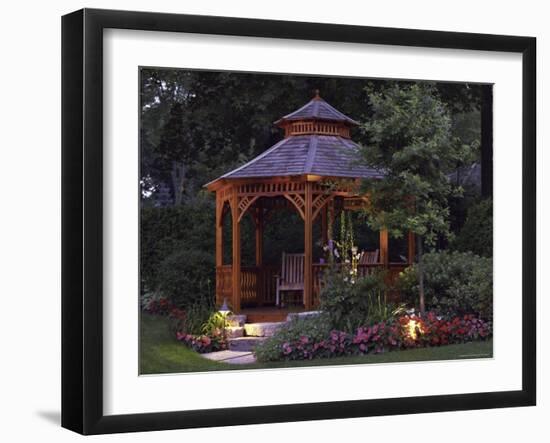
[139,68,488,298]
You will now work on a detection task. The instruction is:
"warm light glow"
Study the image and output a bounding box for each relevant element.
[407,319,423,340]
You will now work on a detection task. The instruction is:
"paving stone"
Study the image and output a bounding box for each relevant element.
[226,314,247,327]
[228,336,266,352]
[244,322,283,337]
[201,350,251,362]
[225,326,244,338]
[224,353,257,364]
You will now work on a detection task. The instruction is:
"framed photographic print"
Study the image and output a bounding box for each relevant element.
[61,8,536,435]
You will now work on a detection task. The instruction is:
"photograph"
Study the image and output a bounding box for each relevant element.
[139,68,493,373]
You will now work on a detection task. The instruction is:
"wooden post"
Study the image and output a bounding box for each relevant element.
[379,229,389,267]
[215,193,224,306]
[231,187,241,313]
[304,182,313,310]
[254,203,264,305]
[255,204,263,267]
[407,231,416,265]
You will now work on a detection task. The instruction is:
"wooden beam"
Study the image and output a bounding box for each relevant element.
[379,229,389,267]
[407,231,416,265]
[215,193,224,306]
[304,182,313,310]
[254,203,264,306]
[215,193,223,267]
[231,187,241,313]
[255,204,263,267]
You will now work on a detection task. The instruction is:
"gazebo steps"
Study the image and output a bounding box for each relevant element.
[244,322,284,337]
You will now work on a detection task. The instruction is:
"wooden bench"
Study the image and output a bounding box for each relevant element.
[275,252,304,307]
[359,249,379,265]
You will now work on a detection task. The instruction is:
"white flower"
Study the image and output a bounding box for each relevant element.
[345,259,350,264]
[343,277,348,282]
[351,246,358,254]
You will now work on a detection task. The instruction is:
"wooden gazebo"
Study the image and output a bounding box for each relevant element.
[206,92,415,313]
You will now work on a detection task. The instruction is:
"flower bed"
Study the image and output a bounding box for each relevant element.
[142,296,227,353]
[176,331,227,353]
[255,312,491,362]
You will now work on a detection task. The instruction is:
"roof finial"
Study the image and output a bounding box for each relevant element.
[313,89,321,100]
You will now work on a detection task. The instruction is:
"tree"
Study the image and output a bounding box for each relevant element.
[358,83,474,313]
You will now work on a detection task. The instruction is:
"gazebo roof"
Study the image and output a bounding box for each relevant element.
[214,135,382,180]
[274,92,359,126]
[207,93,381,187]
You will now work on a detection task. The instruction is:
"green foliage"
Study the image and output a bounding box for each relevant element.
[254,315,332,362]
[201,311,226,336]
[140,193,215,302]
[452,198,492,257]
[140,69,483,205]
[319,270,402,332]
[168,302,213,336]
[359,83,475,246]
[156,247,214,308]
[398,251,493,320]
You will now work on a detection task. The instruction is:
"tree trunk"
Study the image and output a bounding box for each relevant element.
[417,234,426,314]
[171,161,186,206]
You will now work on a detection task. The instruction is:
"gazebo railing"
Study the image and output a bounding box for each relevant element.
[216,262,407,308]
[215,265,278,307]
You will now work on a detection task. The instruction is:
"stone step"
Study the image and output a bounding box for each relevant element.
[228,336,267,352]
[244,322,284,337]
[224,326,244,339]
[226,314,247,327]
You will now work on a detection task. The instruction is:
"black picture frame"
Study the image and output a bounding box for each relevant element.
[61,8,536,435]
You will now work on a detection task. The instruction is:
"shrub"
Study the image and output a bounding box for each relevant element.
[254,312,491,362]
[156,247,215,309]
[170,304,228,353]
[254,315,332,362]
[176,331,226,353]
[398,312,491,348]
[140,194,216,296]
[452,198,492,257]
[166,302,214,336]
[319,269,404,332]
[399,251,492,320]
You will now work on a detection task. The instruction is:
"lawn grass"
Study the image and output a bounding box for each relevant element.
[140,313,493,375]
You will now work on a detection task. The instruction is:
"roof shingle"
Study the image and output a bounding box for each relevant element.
[219,135,382,180]
[274,96,358,126]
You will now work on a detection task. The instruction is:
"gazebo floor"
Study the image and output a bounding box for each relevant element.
[239,306,308,323]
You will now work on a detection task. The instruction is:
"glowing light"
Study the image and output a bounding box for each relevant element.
[407,319,423,340]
